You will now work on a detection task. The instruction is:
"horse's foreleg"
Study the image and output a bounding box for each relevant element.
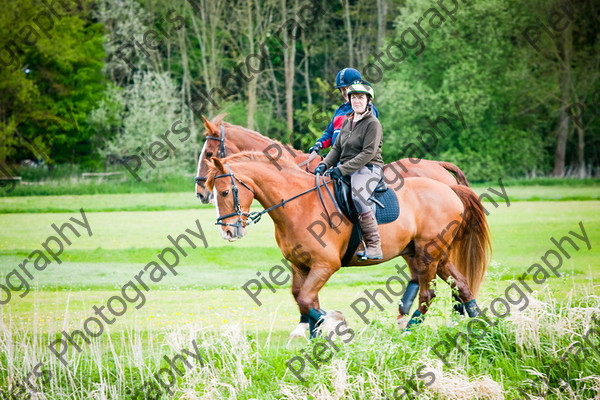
[290,265,310,338]
[437,259,481,317]
[297,266,337,338]
[313,295,321,311]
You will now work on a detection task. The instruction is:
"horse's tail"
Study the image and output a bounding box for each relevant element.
[439,161,470,187]
[449,185,491,298]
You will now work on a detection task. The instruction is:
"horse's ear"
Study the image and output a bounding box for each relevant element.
[211,157,226,172]
[204,157,224,190]
[202,115,219,136]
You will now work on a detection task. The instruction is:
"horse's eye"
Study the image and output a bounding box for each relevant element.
[221,190,229,197]
[206,152,213,157]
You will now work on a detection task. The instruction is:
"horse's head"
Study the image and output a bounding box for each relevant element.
[205,157,255,241]
[195,115,241,204]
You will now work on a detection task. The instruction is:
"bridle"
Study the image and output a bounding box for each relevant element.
[195,124,320,192]
[209,124,227,159]
[213,165,256,229]
[195,125,227,189]
[212,166,342,230]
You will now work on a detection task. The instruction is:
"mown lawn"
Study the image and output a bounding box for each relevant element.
[0,180,599,214]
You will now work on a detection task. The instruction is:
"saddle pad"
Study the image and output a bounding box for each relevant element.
[373,188,400,225]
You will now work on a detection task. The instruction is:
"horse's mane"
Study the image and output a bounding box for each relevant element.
[206,151,304,189]
[204,114,299,156]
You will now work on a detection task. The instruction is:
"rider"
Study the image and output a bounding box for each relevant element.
[307,68,379,154]
[314,80,384,260]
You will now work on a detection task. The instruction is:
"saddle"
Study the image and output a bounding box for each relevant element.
[332,175,400,265]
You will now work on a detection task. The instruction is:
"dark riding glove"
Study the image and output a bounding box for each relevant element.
[329,167,343,180]
[314,163,327,175]
[307,142,323,154]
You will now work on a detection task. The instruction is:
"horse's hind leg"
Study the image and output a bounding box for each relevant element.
[452,293,465,316]
[406,257,437,329]
[396,256,420,329]
[399,257,420,316]
[398,256,463,329]
[437,259,481,317]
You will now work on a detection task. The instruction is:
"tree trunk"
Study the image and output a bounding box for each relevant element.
[190,0,223,114]
[301,29,312,116]
[341,0,354,66]
[376,0,387,50]
[282,0,298,142]
[264,46,283,120]
[553,102,569,177]
[208,2,220,105]
[552,21,572,177]
[246,0,256,130]
[190,4,212,113]
[576,124,585,178]
[178,4,196,161]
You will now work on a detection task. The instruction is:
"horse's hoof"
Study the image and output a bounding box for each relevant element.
[396,315,409,330]
[289,322,309,338]
[326,310,345,321]
[319,310,347,334]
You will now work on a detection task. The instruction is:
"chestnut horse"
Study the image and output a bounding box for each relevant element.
[194,115,469,204]
[194,116,472,337]
[205,152,490,337]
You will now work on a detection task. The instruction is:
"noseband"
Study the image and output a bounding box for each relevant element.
[212,165,256,229]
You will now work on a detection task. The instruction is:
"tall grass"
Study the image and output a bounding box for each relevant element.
[1,286,599,399]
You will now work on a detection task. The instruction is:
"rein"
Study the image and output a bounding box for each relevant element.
[296,151,321,174]
[212,167,340,228]
[316,173,343,226]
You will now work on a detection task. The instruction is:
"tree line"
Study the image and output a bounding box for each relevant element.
[0,0,598,181]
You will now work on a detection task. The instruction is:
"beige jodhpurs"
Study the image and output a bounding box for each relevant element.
[350,165,383,213]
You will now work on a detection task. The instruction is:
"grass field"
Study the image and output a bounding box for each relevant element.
[0,184,599,399]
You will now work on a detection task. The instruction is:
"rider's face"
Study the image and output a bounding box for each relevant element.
[339,87,349,102]
[351,93,368,114]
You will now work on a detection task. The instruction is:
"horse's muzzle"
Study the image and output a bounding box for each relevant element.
[196,190,214,204]
[221,225,246,241]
